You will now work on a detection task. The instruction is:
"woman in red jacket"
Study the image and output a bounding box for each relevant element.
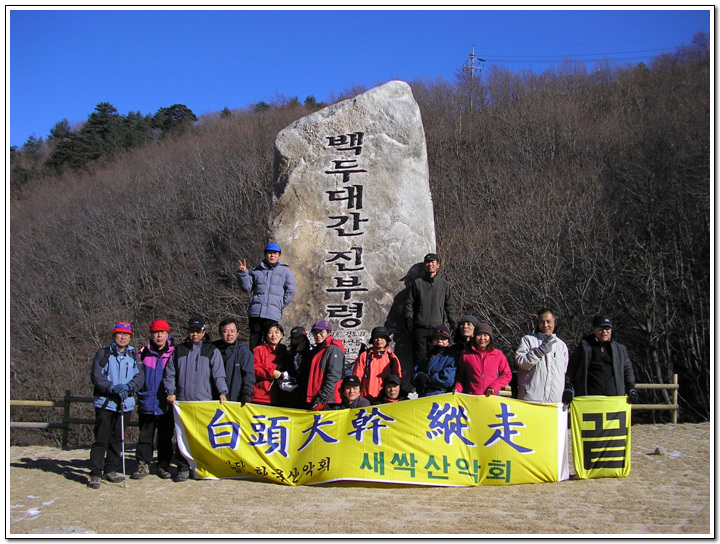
[454,323,511,397]
[251,322,289,405]
[352,327,402,399]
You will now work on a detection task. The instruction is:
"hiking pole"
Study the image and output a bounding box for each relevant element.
[119,399,127,488]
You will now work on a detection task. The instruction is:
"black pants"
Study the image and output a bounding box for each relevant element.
[136,411,174,466]
[412,326,435,365]
[248,317,278,350]
[89,408,130,477]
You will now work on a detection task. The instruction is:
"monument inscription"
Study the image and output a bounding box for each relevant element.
[270,81,435,366]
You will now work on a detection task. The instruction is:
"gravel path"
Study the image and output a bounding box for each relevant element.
[8,422,711,536]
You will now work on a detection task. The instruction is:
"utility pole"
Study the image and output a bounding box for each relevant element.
[465,45,485,81]
[465,45,485,110]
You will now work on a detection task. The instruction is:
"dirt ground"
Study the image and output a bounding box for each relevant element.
[7,422,712,537]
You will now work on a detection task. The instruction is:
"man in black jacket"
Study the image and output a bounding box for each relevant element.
[564,314,640,404]
[213,318,255,405]
[403,253,457,366]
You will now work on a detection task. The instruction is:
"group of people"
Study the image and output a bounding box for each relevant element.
[87,315,407,488]
[403,253,638,405]
[88,245,639,488]
[410,310,638,404]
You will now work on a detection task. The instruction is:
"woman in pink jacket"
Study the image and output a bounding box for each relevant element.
[454,323,511,397]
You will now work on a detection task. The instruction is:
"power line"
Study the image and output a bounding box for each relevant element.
[482,47,678,60]
[467,45,687,67]
[481,55,672,66]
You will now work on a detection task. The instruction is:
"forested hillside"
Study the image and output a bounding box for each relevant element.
[10,35,709,445]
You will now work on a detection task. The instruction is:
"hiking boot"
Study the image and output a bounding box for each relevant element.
[87,475,102,489]
[175,470,190,482]
[104,472,125,483]
[156,463,172,480]
[130,461,149,480]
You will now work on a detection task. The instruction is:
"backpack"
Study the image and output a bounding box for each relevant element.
[97,345,141,368]
[93,346,141,406]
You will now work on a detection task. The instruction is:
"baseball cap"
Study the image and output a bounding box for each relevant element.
[342,375,361,388]
[433,324,452,339]
[592,315,613,329]
[187,316,206,330]
[383,374,402,387]
[311,320,332,332]
[265,243,281,253]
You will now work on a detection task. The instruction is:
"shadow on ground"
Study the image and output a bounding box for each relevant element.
[11,456,91,485]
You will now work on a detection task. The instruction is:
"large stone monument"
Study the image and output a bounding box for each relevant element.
[270,80,435,373]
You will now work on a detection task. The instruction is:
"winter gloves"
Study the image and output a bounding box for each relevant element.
[628,388,640,404]
[110,383,132,401]
[413,373,432,395]
[536,334,557,356]
[310,396,327,411]
[560,387,640,405]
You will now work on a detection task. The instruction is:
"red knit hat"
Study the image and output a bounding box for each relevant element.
[149,319,171,333]
[112,322,133,336]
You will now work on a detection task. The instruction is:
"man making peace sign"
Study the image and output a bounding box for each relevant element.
[236,243,297,349]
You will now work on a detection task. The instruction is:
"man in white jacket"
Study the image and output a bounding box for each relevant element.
[515,308,569,404]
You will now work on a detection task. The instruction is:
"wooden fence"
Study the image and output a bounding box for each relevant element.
[11,375,680,449]
[499,375,680,423]
[10,391,139,449]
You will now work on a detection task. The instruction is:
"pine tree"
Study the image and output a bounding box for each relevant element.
[152,104,197,137]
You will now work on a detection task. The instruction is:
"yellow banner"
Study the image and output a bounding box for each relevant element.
[173,394,569,486]
[570,396,631,479]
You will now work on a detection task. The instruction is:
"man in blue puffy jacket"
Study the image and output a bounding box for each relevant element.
[88,322,145,489]
[237,243,296,349]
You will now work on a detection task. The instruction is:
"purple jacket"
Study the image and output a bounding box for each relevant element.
[137,339,175,415]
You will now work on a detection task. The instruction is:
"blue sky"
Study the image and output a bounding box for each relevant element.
[8,8,711,148]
